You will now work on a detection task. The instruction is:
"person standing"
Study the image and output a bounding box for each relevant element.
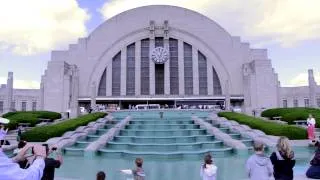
[0,124,8,146]
[270,137,295,180]
[120,157,146,180]
[246,141,273,180]
[200,154,217,180]
[41,144,63,180]
[307,114,316,141]
[17,126,22,142]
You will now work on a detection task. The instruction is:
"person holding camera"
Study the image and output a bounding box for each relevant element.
[0,143,46,180]
[40,144,63,180]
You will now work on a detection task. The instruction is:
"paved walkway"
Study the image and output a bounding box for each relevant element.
[243,175,311,180]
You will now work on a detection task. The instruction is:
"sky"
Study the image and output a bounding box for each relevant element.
[0,0,319,89]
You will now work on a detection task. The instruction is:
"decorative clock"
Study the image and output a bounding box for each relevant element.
[151,47,169,64]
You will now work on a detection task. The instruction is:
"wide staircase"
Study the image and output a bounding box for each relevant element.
[98,114,234,159]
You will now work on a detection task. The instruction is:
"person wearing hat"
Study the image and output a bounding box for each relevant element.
[0,124,8,146]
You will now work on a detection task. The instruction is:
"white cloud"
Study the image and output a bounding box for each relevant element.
[0,0,90,55]
[99,0,320,47]
[288,71,320,86]
[0,77,40,89]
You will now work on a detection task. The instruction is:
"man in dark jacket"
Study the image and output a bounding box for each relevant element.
[41,144,63,180]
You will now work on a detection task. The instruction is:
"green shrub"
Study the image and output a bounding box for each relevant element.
[218,112,307,140]
[21,112,106,142]
[2,111,62,130]
[261,108,320,127]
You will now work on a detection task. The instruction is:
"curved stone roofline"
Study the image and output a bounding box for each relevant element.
[209,113,276,147]
[84,116,132,155]
[192,116,247,150]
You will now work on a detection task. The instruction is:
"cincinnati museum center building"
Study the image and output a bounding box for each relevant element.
[1,6,319,117]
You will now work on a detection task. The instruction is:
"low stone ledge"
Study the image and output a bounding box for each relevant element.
[46,115,114,148]
[211,115,277,148]
[192,116,247,150]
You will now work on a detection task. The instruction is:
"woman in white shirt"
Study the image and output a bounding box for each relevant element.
[0,124,8,146]
[307,114,316,141]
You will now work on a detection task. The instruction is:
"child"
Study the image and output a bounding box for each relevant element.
[246,141,273,180]
[96,171,106,180]
[121,157,146,180]
[200,154,217,180]
[132,158,145,180]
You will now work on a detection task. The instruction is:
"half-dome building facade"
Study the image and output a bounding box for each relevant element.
[38,5,280,117]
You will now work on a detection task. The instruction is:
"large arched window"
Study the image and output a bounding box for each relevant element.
[126,43,135,95]
[140,39,150,95]
[212,67,222,95]
[184,43,193,95]
[169,38,179,95]
[96,37,222,97]
[97,69,106,96]
[198,51,208,95]
[112,52,121,96]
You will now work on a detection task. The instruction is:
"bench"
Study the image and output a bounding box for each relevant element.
[36,122,49,127]
[18,123,31,128]
[38,118,51,123]
[294,120,307,126]
[273,116,282,121]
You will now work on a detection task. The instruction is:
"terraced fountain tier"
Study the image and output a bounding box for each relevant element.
[98,115,234,159]
[63,122,116,156]
[203,118,254,148]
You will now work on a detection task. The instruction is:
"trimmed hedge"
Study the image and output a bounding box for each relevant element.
[218,112,307,140]
[2,111,62,130]
[21,112,106,142]
[261,108,320,127]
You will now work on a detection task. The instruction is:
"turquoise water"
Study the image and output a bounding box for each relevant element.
[56,147,314,180]
[55,111,315,179]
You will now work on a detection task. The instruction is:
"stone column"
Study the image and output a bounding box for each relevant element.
[121,48,127,96]
[149,39,155,95]
[207,62,213,96]
[192,47,199,95]
[135,41,141,96]
[164,39,170,95]
[63,73,71,113]
[90,82,96,109]
[225,80,231,111]
[70,66,79,118]
[5,72,13,113]
[308,69,316,107]
[39,75,45,110]
[178,40,184,95]
[106,64,112,96]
